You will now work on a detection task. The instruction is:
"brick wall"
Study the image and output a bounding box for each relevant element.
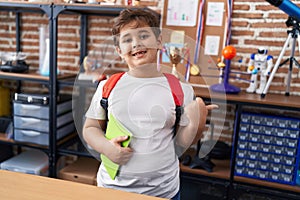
[230,0,300,95]
[1,0,299,94]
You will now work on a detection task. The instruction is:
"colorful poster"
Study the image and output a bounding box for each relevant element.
[166,0,199,27]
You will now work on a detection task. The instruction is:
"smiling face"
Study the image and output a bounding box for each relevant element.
[116,21,162,70]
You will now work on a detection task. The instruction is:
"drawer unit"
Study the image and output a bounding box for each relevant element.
[14,122,75,146]
[13,94,73,120]
[12,93,75,146]
[14,111,73,132]
[235,112,300,185]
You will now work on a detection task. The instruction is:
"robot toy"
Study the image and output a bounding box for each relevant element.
[246,47,273,94]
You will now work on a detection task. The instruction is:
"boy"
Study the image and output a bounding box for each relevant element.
[83,8,214,200]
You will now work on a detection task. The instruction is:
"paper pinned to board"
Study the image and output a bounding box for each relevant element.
[170,31,185,44]
[206,2,225,26]
[166,0,199,26]
[100,113,132,180]
[204,35,220,56]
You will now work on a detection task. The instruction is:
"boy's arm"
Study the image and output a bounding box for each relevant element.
[175,98,218,149]
[83,118,133,165]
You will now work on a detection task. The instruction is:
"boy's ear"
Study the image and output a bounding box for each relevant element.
[157,34,163,49]
[115,46,122,57]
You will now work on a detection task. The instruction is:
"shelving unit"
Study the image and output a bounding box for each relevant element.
[0,1,58,178]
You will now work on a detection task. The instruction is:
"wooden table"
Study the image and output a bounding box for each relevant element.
[0,170,166,200]
[193,87,300,109]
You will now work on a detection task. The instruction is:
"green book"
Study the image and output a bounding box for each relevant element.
[100,114,132,180]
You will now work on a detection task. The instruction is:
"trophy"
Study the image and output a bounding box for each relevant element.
[163,44,188,78]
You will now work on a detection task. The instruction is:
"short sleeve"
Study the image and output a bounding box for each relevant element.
[179,82,194,126]
[181,82,194,106]
[85,80,107,120]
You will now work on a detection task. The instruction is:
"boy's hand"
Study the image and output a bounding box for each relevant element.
[188,97,219,144]
[105,136,133,165]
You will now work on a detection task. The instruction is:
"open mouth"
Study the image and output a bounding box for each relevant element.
[132,50,147,57]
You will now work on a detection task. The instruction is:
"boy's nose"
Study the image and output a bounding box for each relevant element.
[132,38,142,49]
[133,44,141,49]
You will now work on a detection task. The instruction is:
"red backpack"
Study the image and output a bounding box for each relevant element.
[100,72,184,136]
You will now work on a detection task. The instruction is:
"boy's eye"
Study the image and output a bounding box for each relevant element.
[120,32,150,44]
[122,37,132,43]
[139,34,150,40]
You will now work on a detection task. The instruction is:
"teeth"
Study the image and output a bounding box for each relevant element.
[132,51,146,56]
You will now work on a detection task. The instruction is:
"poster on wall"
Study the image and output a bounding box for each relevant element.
[206,2,225,26]
[166,0,199,27]
[204,35,220,56]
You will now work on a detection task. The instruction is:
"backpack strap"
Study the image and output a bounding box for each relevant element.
[100,72,184,136]
[100,72,125,125]
[163,73,184,137]
[102,72,125,99]
[163,73,184,106]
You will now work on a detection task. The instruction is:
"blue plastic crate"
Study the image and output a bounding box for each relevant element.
[234,112,300,186]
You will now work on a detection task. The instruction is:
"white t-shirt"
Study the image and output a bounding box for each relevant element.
[85,73,194,199]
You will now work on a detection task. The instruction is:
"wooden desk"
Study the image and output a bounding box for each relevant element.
[193,87,300,109]
[0,170,166,200]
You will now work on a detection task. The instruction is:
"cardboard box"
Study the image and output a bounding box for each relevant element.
[58,157,100,185]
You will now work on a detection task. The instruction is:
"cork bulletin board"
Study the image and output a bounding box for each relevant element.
[161,0,230,86]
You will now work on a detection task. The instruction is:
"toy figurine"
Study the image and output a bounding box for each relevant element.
[246,47,273,94]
